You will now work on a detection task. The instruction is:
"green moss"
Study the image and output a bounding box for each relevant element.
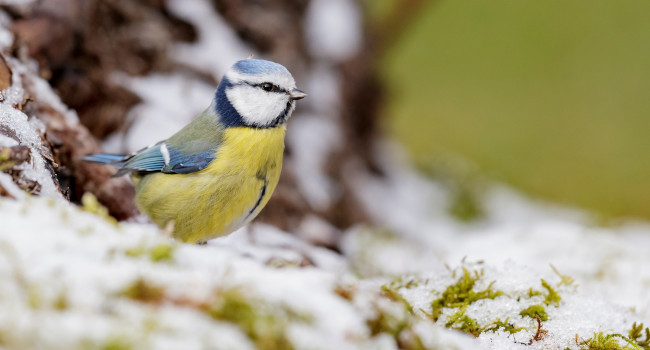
[101,336,132,350]
[541,279,561,306]
[119,278,165,304]
[54,290,69,310]
[445,306,482,337]
[124,246,145,258]
[370,285,426,349]
[576,323,650,350]
[117,280,308,349]
[551,265,575,286]
[579,332,640,350]
[429,268,504,321]
[385,276,420,290]
[206,287,303,350]
[444,307,525,338]
[125,243,175,263]
[25,285,71,311]
[423,268,528,338]
[381,284,414,313]
[628,323,650,349]
[482,318,525,335]
[0,147,9,161]
[367,303,415,342]
[27,285,41,309]
[81,192,117,226]
[0,147,17,172]
[149,244,174,262]
[519,304,548,321]
[528,287,543,297]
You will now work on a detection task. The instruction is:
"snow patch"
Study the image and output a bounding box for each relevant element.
[288,114,342,210]
[0,104,59,197]
[0,172,24,198]
[305,0,362,61]
[166,0,252,81]
[110,73,215,152]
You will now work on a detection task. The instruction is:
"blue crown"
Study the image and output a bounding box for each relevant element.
[233,59,290,76]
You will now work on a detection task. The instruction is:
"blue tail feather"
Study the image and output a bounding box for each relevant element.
[82,153,127,166]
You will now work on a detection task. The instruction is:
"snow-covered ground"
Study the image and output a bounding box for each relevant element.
[1,155,650,349]
[351,145,650,321]
[345,147,650,349]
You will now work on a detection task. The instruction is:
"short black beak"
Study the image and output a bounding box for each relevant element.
[289,88,307,100]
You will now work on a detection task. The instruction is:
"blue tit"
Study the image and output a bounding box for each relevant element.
[84,59,306,243]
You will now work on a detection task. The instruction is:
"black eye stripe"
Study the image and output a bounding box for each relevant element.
[260,82,285,93]
[241,81,287,94]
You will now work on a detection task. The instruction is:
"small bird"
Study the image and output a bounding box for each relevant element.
[84,59,306,243]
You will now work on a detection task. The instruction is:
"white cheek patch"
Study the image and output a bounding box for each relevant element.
[226,85,288,126]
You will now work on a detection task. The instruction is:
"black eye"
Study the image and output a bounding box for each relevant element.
[261,83,273,92]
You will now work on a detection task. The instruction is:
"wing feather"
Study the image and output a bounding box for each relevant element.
[115,142,217,176]
[87,107,223,177]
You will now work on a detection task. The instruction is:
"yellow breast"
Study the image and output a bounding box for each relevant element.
[134,126,286,243]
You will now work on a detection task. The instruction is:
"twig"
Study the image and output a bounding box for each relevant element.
[514,314,547,345]
[533,315,548,343]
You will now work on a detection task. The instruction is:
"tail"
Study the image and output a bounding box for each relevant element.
[82,153,127,166]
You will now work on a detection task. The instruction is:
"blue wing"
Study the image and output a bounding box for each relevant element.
[83,107,224,176]
[118,143,167,176]
[84,141,217,177]
[162,147,216,174]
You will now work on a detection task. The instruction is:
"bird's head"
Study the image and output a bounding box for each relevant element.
[215,59,306,128]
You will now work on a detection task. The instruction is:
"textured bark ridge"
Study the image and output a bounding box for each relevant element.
[0,0,382,240]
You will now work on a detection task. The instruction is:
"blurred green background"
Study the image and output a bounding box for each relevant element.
[371,0,650,220]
